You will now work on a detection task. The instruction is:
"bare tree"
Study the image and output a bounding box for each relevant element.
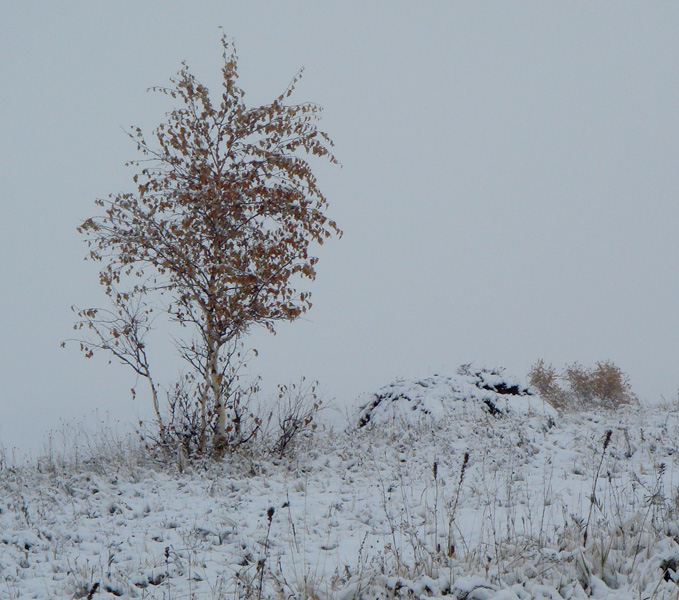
[71,34,341,453]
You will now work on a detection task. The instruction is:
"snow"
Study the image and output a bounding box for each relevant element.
[1,367,679,599]
[355,365,556,427]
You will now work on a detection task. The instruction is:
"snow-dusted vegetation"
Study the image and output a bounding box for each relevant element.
[2,368,679,599]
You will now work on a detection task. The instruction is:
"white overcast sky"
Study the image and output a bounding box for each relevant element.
[2,3,679,455]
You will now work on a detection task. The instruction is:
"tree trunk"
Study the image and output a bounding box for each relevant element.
[198,376,209,453]
[206,332,227,453]
[147,376,164,435]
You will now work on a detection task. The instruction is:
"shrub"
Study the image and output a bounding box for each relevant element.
[264,378,323,458]
[527,360,571,410]
[528,359,638,411]
[152,366,262,458]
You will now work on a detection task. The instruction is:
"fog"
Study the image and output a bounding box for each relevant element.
[2,3,679,456]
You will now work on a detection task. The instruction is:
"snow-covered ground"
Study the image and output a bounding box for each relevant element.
[2,367,679,599]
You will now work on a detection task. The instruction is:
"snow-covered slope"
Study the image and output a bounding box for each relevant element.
[2,370,679,599]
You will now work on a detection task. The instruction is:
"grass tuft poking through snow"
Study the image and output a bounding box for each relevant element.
[2,370,679,599]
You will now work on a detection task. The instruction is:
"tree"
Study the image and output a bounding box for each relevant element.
[71,35,341,453]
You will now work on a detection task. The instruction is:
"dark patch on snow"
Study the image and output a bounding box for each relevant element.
[483,398,503,418]
[104,583,124,597]
[482,381,525,395]
[147,572,166,586]
[358,391,429,427]
[459,364,532,397]
[661,557,679,582]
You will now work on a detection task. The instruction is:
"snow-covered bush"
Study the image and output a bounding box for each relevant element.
[356,365,554,430]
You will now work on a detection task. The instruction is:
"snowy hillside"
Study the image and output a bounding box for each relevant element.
[2,368,679,599]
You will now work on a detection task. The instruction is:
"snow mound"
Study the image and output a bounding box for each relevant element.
[356,364,556,428]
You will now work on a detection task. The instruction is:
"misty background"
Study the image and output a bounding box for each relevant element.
[2,3,679,456]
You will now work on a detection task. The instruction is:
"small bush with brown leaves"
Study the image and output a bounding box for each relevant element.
[528,359,638,411]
